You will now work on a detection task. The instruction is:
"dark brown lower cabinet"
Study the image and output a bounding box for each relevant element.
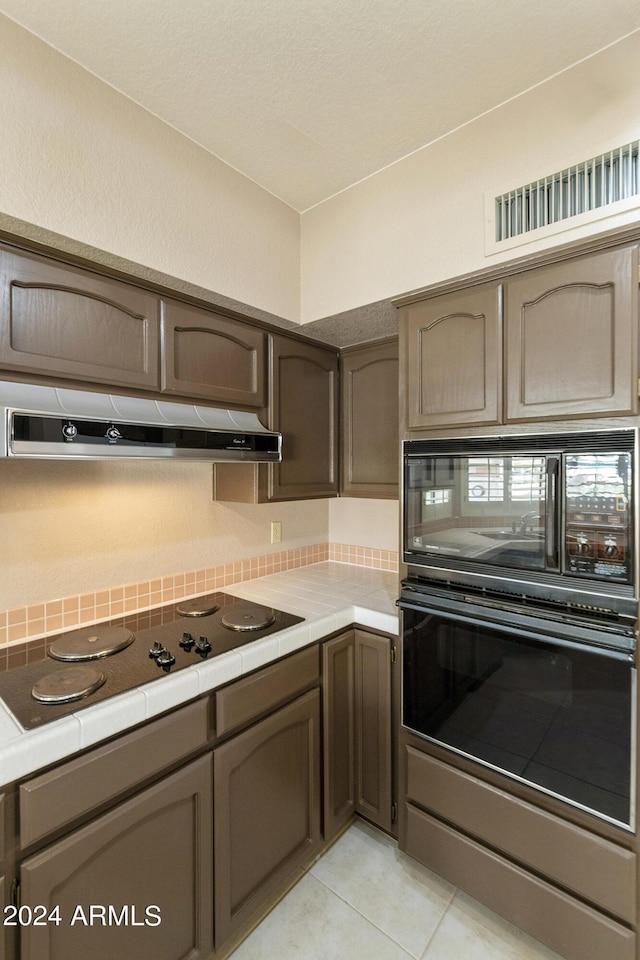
[213,689,322,948]
[19,755,213,960]
[322,633,356,840]
[354,630,393,833]
[322,630,394,839]
[401,742,637,960]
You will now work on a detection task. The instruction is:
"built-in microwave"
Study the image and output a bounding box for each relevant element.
[403,429,637,623]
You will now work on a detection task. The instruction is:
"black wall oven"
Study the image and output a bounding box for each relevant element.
[400,428,638,832]
[400,585,636,830]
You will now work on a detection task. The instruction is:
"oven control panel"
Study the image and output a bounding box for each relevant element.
[565,493,630,581]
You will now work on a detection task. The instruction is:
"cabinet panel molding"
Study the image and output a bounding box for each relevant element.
[404,283,502,429]
[214,690,322,947]
[0,245,160,390]
[322,632,356,839]
[341,339,399,498]
[504,245,638,421]
[161,299,265,407]
[354,630,392,832]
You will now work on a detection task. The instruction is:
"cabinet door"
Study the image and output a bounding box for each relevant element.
[214,689,321,948]
[268,335,339,500]
[322,632,356,840]
[504,245,638,421]
[19,755,213,960]
[341,339,399,499]
[355,630,392,832]
[161,299,266,407]
[0,246,160,389]
[404,283,502,428]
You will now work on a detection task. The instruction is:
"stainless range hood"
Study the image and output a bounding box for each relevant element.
[0,380,281,461]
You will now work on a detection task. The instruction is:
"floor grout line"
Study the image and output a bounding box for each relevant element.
[417,886,458,960]
[307,871,418,959]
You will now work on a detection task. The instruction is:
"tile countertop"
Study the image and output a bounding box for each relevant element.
[0,562,399,786]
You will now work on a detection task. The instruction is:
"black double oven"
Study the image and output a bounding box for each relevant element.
[400,429,637,831]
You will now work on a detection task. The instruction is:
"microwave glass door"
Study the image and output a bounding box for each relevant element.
[405,454,552,572]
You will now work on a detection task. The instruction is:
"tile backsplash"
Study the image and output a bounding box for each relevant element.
[0,543,399,667]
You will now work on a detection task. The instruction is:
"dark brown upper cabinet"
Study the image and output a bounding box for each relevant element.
[403,243,639,428]
[213,333,339,502]
[341,338,399,499]
[269,334,339,499]
[504,245,638,421]
[404,283,502,429]
[161,299,266,408]
[0,245,160,390]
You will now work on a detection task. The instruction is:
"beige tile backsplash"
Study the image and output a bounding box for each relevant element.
[0,543,399,667]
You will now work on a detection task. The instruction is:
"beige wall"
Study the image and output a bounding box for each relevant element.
[0,14,301,323]
[300,31,640,321]
[0,454,400,610]
[328,498,399,553]
[0,459,330,608]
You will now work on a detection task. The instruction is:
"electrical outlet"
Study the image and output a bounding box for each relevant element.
[271,520,282,544]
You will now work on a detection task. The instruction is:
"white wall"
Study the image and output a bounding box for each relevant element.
[300,31,640,321]
[0,14,301,323]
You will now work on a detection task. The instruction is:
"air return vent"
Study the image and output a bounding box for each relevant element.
[491,140,640,246]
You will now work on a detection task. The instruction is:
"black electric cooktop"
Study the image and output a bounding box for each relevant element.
[0,592,303,729]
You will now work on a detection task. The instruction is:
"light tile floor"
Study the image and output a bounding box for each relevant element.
[231,820,566,960]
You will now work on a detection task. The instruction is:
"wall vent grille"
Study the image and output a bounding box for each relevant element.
[495,141,639,243]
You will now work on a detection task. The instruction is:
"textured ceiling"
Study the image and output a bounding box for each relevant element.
[1,0,640,211]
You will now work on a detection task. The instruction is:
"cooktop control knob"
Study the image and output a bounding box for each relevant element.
[156,648,176,670]
[149,640,164,659]
[179,632,195,650]
[196,635,212,657]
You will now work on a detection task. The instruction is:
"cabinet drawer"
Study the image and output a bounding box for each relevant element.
[404,803,635,960]
[406,746,635,922]
[20,699,208,847]
[215,645,319,738]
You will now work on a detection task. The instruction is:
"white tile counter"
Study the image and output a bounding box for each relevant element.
[0,563,399,786]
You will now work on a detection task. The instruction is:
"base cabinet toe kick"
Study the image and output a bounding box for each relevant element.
[399,743,637,960]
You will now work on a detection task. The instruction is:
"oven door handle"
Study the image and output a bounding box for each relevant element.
[397,598,635,663]
[546,456,560,569]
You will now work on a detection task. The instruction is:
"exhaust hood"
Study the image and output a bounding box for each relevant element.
[0,380,281,462]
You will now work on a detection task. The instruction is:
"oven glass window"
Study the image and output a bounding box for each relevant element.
[402,606,634,828]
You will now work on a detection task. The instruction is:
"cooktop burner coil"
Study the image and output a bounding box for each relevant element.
[32,665,106,704]
[175,595,221,617]
[48,626,135,661]
[221,602,276,632]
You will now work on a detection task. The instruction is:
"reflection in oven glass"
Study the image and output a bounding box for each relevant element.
[403,609,632,827]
